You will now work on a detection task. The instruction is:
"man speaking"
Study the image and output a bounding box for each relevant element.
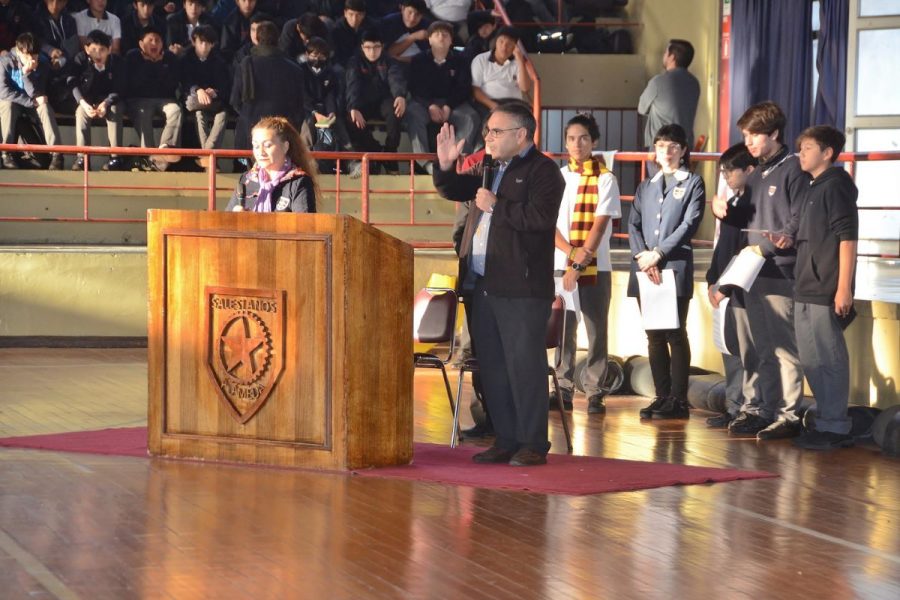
[433,100,565,466]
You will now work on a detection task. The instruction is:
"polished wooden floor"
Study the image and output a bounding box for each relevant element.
[1,348,898,600]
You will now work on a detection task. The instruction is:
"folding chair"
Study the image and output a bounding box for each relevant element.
[413,287,459,420]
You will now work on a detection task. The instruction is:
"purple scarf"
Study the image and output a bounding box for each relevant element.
[253,158,294,213]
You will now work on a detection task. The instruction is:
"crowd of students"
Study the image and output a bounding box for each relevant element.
[0,0,532,173]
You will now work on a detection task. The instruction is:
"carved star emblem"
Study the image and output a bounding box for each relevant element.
[220,316,266,380]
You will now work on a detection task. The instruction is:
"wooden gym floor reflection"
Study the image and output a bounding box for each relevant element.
[0,348,898,600]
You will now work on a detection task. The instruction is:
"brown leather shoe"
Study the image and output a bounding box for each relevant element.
[472,446,515,464]
[509,448,547,467]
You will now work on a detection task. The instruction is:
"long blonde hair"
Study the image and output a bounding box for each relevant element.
[252,116,320,199]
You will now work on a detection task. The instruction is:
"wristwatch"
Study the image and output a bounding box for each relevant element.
[571,262,587,272]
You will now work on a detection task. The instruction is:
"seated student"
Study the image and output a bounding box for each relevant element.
[780,126,859,450]
[469,26,531,118]
[226,115,319,213]
[0,33,64,170]
[73,0,123,54]
[329,0,374,67]
[0,0,33,54]
[405,20,476,172]
[278,10,329,63]
[230,11,272,69]
[461,10,495,63]
[299,36,351,156]
[32,0,82,113]
[123,25,182,171]
[68,29,126,171]
[230,20,305,151]
[705,143,757,428]
[121,0,166,53]
[381,0,430,64]
[344,28,406,174]
[165,0,214,56]
[179,24,229,165]
[219,0,257,62]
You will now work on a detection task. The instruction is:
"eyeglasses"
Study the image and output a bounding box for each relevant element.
[361,44,383,51]
[654,142,682,153]
[482,126,522,139]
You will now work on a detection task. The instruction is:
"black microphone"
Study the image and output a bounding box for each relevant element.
[482,154,494,190]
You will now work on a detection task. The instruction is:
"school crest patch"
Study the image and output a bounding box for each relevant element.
[768,185,777,196]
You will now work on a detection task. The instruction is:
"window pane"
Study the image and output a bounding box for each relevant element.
[854,129,900,261]
[860,0,900,17]
[856,29,900,115]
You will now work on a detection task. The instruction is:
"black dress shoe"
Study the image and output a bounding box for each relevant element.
[652,396,690,419]
[71,156,86,171]
[587,393,607,414]
[639,396,667,419]
[461,423,495,439]
[793,429,854,450]
[472,446,515,464]
[757,419,802,440]
[706,412,735,428]
[549,389,573,411]
[728,412,772,435]
[509,448,547,467]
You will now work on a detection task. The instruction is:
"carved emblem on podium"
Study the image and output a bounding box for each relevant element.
[205,287,286,424]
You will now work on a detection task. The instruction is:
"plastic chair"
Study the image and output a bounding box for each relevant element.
[413,287,459,419]
[452,295,574,452]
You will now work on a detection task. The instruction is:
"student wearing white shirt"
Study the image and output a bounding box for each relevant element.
[73,0,123,55]
[469,26,530,116]
[553,113,621,414]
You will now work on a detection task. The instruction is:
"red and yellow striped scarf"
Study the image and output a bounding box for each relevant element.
[567,156,609,285]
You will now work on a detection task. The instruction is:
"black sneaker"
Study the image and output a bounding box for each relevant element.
[1,153,18,169]
[706,412,735,428]
[793,429,854,450]
[728,412,772,435]
[48,153,64,170]
[652,396,690,419]
[132,157,159,172]
[549,389,573,411]
[71,156,87,171]
[639,396,667,419]
[757,419,802,440]
[460,423,494,439]
[587,393,607,414]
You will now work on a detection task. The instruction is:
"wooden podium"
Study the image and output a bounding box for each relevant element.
[147,209,414,470]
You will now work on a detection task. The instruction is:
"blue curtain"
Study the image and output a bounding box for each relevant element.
[729,0,813,146]
[814,0,849,132]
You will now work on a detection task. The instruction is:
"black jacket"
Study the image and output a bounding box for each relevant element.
[124,48,180,99]
[230,46,305,126]
[219,8,253,61]
[329,16,376,66]
[225,166,317,213]
[121,12,167,55]
[67,52,125,106]
[433,146,565,298]
[300,60,342,116]
[706,191,752,287]
[345,52,405,111]
[32,4,80,60]
[179,50,230,104]
[793,167,859,305]
[408,49,470,108]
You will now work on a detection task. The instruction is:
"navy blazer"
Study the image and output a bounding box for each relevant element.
[627,168,705,298]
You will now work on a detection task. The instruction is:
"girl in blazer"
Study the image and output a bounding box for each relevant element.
[627,124,705,420]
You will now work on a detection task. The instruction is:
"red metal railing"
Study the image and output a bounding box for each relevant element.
[0,143,897,257]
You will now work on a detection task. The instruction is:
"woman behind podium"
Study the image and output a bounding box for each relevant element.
[627,124,705,421]
[226,116,319,213]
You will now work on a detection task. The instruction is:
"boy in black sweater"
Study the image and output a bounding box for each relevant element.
[299,36,351,153]
[68,29,126,170]
[124,25,182,170]
[179,23,228,163]
[705,143,756,429]
[777,125,859,450]
[345,28,406,173]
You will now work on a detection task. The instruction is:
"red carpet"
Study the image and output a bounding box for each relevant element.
[0,427,776,495]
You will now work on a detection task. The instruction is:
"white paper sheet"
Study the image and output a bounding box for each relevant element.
[636,269,679,330]
[554,277,579,319]
[712,296,731,355]
[718,247,766,291]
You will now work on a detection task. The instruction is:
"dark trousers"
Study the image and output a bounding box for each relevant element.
[470,280,552,454]
[347,98,401,153]
[641,296,692,400]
